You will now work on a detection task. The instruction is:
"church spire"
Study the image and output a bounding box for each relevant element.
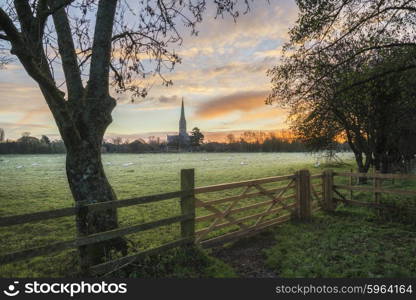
[180,98,185,120]
[179,97,187,136]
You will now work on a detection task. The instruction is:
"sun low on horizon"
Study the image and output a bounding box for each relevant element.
[0,1,297,142]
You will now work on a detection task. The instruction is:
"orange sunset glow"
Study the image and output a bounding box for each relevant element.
[0,1,297,141]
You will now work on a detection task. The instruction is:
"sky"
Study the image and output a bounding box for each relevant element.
[0,0,298,142]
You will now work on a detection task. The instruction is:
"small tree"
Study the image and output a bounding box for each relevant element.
[190,127,204,149]
[227,133,236,144]
[0,128,4,142]
[41,135,51,145]
[112,137,123,145]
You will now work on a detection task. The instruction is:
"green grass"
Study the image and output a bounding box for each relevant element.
[1,151,393,278]
[264,206,416,277]
[120,246,237,278]
[332,171,416,225]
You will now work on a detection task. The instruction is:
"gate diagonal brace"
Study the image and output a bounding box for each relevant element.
[195,185,253,242]
[311,185,321,203]
[253,179,295,226]
[333,188,347,202]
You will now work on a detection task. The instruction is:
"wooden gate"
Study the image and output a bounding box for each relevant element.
[193,174,298,247]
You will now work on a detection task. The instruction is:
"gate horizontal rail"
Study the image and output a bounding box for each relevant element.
[1,169,327,275]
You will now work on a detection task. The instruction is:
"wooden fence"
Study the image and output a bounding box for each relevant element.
[4,168,412,275]
[331,171,416,211]
[193,170,325,248]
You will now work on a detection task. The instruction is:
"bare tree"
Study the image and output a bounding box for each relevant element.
[268,0,416,175]
[0,0,254,268]
[111,136,123,145]
[269,0,416,96]
[227,133,235,144]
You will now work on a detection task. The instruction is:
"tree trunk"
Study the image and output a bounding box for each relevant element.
[354,151,371,184]
[1,0,124,274]
[66,142,126,271]
[373,152,381,172]
[380,153,390,173]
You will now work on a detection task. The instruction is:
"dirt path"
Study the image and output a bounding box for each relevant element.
[211,231,278,278]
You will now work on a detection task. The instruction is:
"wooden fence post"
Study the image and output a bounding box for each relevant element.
[180,169,195,243]
[295,169,311,220]
[373,171,381,202]
[373,170,381,216]
[323,170,335,211]
[349,168,353,202]
[77,204,91,275]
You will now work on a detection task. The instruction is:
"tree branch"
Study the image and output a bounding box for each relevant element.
[0,7,21,43]
[0,33,9,40]
[311,3,416,55]
[87,0,118,98]
[45,0,75,15]
[13,0,34,36]
[37,0,75,29]
[335,63,416,96]
[0,8,71,132]
[33,0,49,38]
[50,0,84,102]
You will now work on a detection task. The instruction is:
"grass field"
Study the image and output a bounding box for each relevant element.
[3,152,416,278]
[0,152,356,277]
[265,206,416,277]
[217,204,416,278]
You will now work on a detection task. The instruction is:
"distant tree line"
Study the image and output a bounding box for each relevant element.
[102,136,166,153]
[0,132,66,154]
[102,130,349,153]
[0,129,351,154]
[202,131,349,153]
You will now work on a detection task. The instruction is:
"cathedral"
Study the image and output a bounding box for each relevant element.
[167,99,190,150]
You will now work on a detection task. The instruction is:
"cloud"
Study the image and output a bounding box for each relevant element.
[17,107,51,124]
[177,1,298,51]
[123,94,182,111]
[0,121,54,140]
[136,56,279,101]
[236,108,286,123]
[158,95,180,104]
[0,1,298,139]
[254,48,284,58]
[0,122,51,129]
[209,57,277,75]
[177,47,215,58]
[0,82,54,125]
[195,90,269,119]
